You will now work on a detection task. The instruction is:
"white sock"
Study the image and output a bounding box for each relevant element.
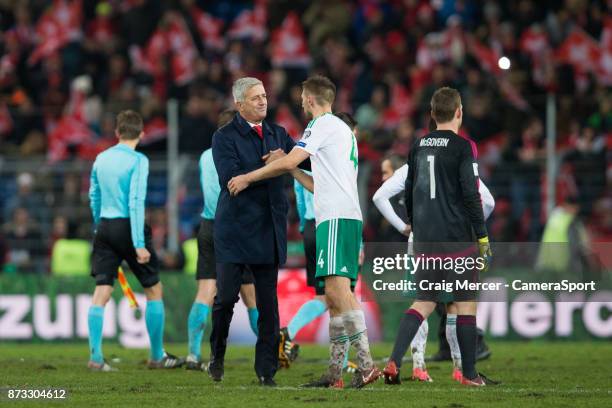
[446,314,462,370]
[410,320,428,370]
[328,316,348,380]
[341,309,374,372]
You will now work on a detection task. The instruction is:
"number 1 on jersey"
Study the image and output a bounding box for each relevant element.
[427,155,436,199]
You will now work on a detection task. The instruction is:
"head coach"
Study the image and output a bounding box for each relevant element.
[209,77,310,386]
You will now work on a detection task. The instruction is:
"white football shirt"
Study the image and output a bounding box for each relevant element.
[295,113,362,225]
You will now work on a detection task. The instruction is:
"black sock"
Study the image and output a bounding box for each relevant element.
[457,315,477,379]
[390,309,423,368]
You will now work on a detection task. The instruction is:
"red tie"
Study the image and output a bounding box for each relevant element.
[253,124,263,140]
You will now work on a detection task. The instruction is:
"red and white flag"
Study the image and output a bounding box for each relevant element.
[271,11,311,68]
[166,14,197,85]
[28,0,82,66]
[555,28,601,75]
[416,32,451,69]
[47,116,96,163]
[130,13,196,85]
[520,25,552,87]
[144,28,169,77]
[467,35,501,75]
[520,25,550,58]
[228,0,267,42]
[192,6,225,51]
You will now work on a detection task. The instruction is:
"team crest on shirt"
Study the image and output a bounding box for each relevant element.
[303,130,311,139]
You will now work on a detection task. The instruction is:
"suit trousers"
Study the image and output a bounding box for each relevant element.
[210,262,280,378]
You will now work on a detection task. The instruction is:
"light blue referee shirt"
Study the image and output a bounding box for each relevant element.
[200,148,220,220]
[89,143,149,248]
[293,171,315,233]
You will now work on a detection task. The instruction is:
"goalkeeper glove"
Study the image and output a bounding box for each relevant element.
[478,236,493,272]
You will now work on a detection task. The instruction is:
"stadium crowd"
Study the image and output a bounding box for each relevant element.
[0,0,610,273]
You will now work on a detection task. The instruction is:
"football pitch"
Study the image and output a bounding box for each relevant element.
[1,342,610,407]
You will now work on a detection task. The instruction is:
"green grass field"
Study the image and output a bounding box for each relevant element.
[1,342,611,407]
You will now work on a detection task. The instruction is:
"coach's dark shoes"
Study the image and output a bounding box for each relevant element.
[350,366,382,389]
[259,376,277,387]
[301,374,344,389]
[460,372,500,387]
[207,360,224,382]
[147,352,185,369]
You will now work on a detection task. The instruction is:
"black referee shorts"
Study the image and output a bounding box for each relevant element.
[91,218,160,288]
[196,219,254,284]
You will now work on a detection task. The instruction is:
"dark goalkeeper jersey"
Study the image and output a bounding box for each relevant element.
[404,129,487,243]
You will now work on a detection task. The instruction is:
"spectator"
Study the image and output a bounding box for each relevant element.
[563,126,607,216]
[53,173,90,234]
[355,85,388,132]
[537,196,592,275]
[178,93,216,153]
[50,220,91,276]
[389,118,416,157]
[4,172,46,224]
[0,0,608,262]
[148,208,184,270]
[503,117,546,241]
[3,208,44,274]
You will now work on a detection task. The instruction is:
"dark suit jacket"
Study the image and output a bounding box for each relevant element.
[212,113,306,264]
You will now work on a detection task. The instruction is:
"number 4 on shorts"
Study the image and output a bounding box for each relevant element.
[317,250,325,269]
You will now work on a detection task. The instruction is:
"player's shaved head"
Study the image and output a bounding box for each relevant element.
[116,110,143,140]
[302,75,336,106]
[430,87,461,124]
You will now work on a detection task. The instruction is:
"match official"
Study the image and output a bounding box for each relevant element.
[88,110,183,371]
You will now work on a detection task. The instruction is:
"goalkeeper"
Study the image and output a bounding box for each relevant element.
[382,88,496,387]
[373,153,495,383]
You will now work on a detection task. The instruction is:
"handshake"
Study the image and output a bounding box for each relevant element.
[228,149,286,196]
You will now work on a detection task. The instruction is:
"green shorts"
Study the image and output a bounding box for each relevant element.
[315,218,362,288]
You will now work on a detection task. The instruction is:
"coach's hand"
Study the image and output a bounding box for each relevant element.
[136,248,151,264]
[477,236,492,272]
[228,175,250,196]
[262,149,286,164]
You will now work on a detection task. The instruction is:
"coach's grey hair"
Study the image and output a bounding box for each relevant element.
[232,77,263,103]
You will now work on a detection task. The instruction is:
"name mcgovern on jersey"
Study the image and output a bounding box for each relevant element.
[372,279,597,293]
